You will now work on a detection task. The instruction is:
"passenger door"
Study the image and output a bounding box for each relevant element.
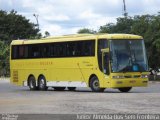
[101,49,110,75]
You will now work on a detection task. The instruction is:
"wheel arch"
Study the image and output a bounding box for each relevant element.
[88,74,98,87]
[37,74,46,83]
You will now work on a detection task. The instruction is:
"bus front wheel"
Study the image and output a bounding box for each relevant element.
[28,76,37,90]
[90,76,105,92]
[118,87,132,92]
[38,76,48,91]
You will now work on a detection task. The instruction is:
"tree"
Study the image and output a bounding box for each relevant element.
[99,13,160,68]
[0,10,41,43]
[0,10,42,76]
[44,31,50,38]
[0,41,9,60]
[114,17,133,33]
[131,14,160,68]
[77,28,96,34]
[99,23,116,33]
[0,41,9,76]
[99,17,133,34]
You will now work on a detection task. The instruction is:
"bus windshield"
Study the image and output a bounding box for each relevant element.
[110,40,148,72]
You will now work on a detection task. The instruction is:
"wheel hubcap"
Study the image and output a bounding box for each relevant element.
[93,80,99,89]
[40,79,45,88]
[30,80,34,88]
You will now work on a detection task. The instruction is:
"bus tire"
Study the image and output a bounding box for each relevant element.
[54,87,66,91]
[68,87,76,91]
[28,76,37,90]
[118,87,132,92]
[90,76,105,92]
[38,76,48,91]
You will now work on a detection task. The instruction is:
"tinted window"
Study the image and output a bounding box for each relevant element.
[66,42,76,56]
[24,46,29,58]
[29,45,40,58]
[11,40,95,59]
[97,39,108,72]
[50,40,95,57]
[12,45,28,59]
[12,46,18,59]
[83,41,95,56]
[41,44,50,58]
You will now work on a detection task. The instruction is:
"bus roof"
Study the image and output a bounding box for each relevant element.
[11,34,143,45]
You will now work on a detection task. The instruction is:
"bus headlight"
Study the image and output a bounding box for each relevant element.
[141,75,148,78]
[112,76,124,79]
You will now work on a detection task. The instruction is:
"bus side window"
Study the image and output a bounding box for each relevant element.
[50,43,66,57]
[24,46,28,58]
[59,43,66,57]
[30,45,40,58]
[12,46,18,59]
[54,44,60,57]
[41,44,50,58]
[74,41,81,56]
[66,42,75,56]
[19,46,24,58]
[50,44,55,57]
[83,40,95,56]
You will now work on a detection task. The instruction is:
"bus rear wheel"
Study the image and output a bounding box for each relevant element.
[54,87,66,91]
[118,87,132,92]
[38,76,48,91]
[28,76,37,90]
[68,87,76,91]
[90,76,105,92]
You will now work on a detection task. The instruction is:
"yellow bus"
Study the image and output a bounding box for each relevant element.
[10,34,149,92]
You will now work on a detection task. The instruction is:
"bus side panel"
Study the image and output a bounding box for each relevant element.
[49,58,85,82]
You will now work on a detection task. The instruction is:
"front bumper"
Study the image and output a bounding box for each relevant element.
[110,78,148,88]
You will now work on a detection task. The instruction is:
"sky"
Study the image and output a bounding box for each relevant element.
[0,0,160,36]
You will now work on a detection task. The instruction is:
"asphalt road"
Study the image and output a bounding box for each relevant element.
[0,79,160,115]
